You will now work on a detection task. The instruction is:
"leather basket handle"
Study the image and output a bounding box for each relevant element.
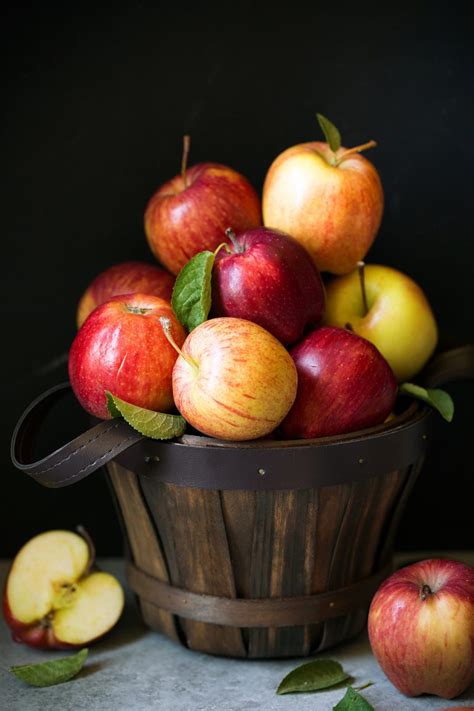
[10,383,143,488]
[10,344,474,489]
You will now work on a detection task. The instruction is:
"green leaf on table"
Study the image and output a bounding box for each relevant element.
[317,113,341,153]
[172,250,215,331]
[276,659,350,695]
[106,392,186,440]
[399,382,454,422]
[333,686,375,710]
[10,648,88,688]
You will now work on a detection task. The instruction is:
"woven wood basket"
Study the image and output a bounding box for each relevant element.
[11,346,473,658]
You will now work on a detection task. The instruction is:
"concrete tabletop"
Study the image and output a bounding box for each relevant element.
[1,555,473,711]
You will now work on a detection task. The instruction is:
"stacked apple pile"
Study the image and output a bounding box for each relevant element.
[68,115,442,442]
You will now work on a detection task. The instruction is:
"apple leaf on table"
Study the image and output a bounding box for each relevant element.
[276,659,350,694]
[333,687,375,710]
[317,113,341,153]
[10,648,88,687]
[106,392,186,439]
[171,249,215,331]
[399,383,454,422]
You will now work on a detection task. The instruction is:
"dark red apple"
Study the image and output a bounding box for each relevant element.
[281,326,397,438]
[144,138,262,275]
[76,261,175,328]
[211,227,325,345]
[69,293,186,419]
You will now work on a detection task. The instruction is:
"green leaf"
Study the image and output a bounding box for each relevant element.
[277,659,350,695]
[10,648,88,688]
[399,383,454,422]
[106,392,186,440]
[317,113,341,153]
[172,250,215,331]
[106,391,121,418]
[333,687,375,710]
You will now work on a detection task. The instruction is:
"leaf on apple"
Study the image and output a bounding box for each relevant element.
[106,392,186,440]
[171,250,215,331]
[105,391,122,418]
[10,648,88,687]
[317,113,341,153]
[333,687,375,710]
[276,659,350,695]
[399,383,454,422]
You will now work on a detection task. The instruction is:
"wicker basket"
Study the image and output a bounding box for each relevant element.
[11,346,473,658]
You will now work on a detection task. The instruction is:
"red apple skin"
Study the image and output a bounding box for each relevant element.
[280,326,397,439]
[144,163,262,275]
[368,559,474,699]
[3,590,72,649]
[211,227,325,345]
[76,261,175,328]
[69,293,186,419]
[263,141,383,274]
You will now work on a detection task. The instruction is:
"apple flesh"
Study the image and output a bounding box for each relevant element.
[212,227,325,345]
[281,326,397,439]
[171,317,297,441]
[145,162,262,275]
[76,261,175,328]
[368,559,474,699]
[69,293,186,419]
[262,141,383,274]
[3,530,124,649]
[323,263,438,382]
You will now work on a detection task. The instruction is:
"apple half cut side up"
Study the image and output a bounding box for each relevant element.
[4,530,124,649]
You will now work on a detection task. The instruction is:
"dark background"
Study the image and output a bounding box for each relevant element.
[2,3,473,558]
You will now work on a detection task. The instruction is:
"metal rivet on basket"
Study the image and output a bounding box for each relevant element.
[358,458,364,465]
[329,601,335,607]
[145,455,160,464]
[258,468,266,476]
[422,434,428,440]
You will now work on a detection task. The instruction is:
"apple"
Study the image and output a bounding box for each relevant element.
[145,136,262,275]
[69,293,186,419]
[76,261,175,328]
[280,326,397,439]
[164,316,297,441]
[323,263,438,381]
[368,559,474,699]
[262,116,383,274]
[211,227,325,345]
[3,530,124,649]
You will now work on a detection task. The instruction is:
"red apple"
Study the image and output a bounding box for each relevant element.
[168,317,297,441]
[211,227,325,345]
[368,559,474,699]
[262,116,383,274]
[76,261,175,328]
[144,137,262,275]
[3,530,124,649]
[69,293,186,419]
[281,326,397,439]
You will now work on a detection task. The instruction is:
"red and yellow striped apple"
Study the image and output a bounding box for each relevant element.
[368,559,474,699]
[145,137,261,275]
[262,131,383,275]
[3,530,124,649]
[168,317,297,441]
[69,293,186,419]
[76,261,175,328]
[323,264,438,381]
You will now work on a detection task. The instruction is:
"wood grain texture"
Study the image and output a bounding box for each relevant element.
[106,461,179,641]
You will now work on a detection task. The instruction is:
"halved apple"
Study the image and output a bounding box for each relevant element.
[3,530,124,649]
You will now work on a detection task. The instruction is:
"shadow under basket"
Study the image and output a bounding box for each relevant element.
[11,345,474,659]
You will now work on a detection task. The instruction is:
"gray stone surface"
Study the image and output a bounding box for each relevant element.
[1,556,473,711]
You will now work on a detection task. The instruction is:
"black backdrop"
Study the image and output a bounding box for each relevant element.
[3,3,473,558]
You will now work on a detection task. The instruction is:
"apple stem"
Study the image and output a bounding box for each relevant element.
[419,583,433,601]
[181,135,191,188]
[225,227,244,254]
[357,261,369,316]
[160,316,199,372]
[214,241,232,257]
[336,140,377,165]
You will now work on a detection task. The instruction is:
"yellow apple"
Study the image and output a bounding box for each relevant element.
[169,317,298,441]
[262,116,383,275]
[323,264,438,381]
